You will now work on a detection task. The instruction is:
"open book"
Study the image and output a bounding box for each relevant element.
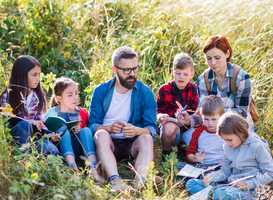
[178,164,221,178]
[189,175,254,200]
[163,116,184,127]
[44,116,82,132]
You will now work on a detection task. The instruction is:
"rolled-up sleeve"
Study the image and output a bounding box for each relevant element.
[142,88,158,141]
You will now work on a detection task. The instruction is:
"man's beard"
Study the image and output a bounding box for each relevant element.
[117,72,137,90]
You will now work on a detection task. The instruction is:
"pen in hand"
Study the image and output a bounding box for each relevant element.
[178,105,188,118]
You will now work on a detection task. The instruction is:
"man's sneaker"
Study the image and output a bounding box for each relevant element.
[109,177,130,192]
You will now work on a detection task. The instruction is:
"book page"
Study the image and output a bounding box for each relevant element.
[190,187,210,200]
[178,164,206,178]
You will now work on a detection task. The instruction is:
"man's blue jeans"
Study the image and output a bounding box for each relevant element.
[10,120,59,156]
[57,127,96,158]
[186,179,255,199]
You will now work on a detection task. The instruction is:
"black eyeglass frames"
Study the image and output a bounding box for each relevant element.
[114,65,140,75]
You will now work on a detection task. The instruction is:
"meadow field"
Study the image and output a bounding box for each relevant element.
[0,0,273,199]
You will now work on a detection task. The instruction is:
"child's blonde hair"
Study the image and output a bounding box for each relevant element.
[217,112,249,143]
[173,53,194,71]
[200,95,224,117]
[50,77,78,107]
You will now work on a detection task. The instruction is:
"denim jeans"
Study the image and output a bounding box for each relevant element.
[186,179,255,199]
[10,120,59,156]
[57,127,96,158]
[160,125,195,146]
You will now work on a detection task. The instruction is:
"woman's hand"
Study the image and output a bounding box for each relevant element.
[29,120,44,132]
[50,132,61,142]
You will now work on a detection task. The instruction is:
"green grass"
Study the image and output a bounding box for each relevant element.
[0,0,273,199]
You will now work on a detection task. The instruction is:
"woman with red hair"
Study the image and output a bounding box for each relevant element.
[196,34,255,132]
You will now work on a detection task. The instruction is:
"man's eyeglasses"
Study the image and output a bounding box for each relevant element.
[115,65,140,75]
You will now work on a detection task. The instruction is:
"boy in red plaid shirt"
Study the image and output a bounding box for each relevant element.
[157,53,200,161]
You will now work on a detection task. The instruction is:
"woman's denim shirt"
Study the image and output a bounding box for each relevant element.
[88,76,158,142]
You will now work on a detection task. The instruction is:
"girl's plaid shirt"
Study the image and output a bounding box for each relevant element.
[1,91,45,121]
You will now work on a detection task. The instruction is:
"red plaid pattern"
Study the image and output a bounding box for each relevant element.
[157,81,199,132]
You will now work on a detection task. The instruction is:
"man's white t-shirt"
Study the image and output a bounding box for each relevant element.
[102,88,132,139]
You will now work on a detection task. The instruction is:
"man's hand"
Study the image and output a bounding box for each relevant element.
[110,121,126,134]
[123,123,138,138]
[232,181,248,191]
[157,113,169,125]
[175,101,190,126]
[29,120,44,132]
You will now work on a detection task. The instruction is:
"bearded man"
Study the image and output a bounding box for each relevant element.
[88,46,159,191]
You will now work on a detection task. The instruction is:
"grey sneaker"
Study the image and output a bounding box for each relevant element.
[109,177,130,192]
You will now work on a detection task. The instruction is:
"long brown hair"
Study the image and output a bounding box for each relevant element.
[217,112,249,144]
[1,55,46,116]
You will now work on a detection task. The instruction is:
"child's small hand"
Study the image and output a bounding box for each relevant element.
[175,101,190,126]
[232,181,248,191]
[195,150,205,162]
[29,120,44,132]
[201,174,211,186]
[73,125,81,135]
[195,108,201,115]
[50,132,61,142]
[158,114,169,125]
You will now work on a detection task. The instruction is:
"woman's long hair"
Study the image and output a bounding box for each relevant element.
[1,55,46,116]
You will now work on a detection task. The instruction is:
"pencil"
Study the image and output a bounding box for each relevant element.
[187,110,196,113]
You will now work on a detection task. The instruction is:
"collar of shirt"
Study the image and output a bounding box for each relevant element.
[208,62,235,83]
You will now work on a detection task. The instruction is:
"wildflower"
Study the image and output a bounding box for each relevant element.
[149,161,155,169]
[31,173,39,179]
[25,162,32,170]
[63,52,71,58]
[0,105,15,117]
[66,43,72,48]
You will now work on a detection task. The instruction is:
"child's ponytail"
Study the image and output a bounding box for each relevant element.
[50,95,59,108]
